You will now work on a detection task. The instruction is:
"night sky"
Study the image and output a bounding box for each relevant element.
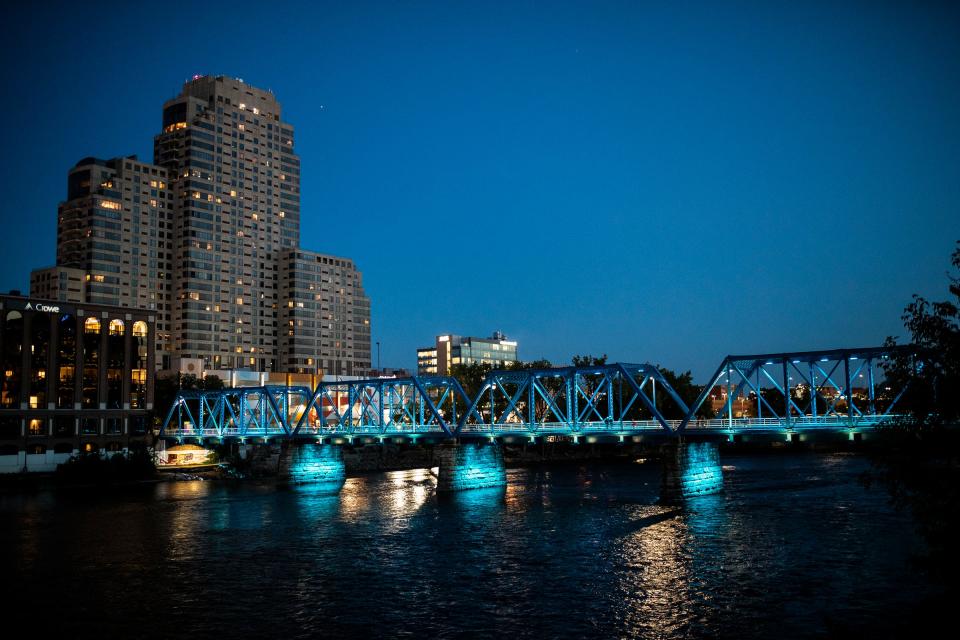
[1,1,957,379]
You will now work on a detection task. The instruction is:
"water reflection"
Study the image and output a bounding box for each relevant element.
[0,455,937,639]
[614,504,693,638]
[338,476,373,522]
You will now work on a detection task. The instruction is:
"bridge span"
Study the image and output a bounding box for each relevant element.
[160,345,907,442]
[158,345,909,499]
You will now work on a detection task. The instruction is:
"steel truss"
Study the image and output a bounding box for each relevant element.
[291,375,471,437]
[159,346,910,440]
[679,346,910,433]
[458,363,689,435]
[161,385,312,439]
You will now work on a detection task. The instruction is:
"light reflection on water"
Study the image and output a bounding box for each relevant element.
[0,454,939,638]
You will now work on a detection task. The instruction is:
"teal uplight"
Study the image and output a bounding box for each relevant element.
[437,443,507,492]
[287,444,346,494]
[661,442,724,503]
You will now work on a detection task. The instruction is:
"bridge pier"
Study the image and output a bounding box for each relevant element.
[660,441,723,503]
[436,442,507,492]
[279,443,346,493]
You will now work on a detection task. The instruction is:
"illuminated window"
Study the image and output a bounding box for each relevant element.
[132,321,147,337]
[109,319,124,336]
[84,317,101,334]
[236,297,243,305]
[163,122,187,132]
[98,200,122,211]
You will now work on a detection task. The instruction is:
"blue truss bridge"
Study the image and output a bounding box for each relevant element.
[159,346,909,442]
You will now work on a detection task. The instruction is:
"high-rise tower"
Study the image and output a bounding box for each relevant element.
[154,76,301,371]
[32,75,371,377]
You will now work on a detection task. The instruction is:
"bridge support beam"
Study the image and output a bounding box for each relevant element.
[436,442,507,492]
[280,443,346,493]
[660,442,723,503]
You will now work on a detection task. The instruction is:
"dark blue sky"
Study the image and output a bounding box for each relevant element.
[1,1,958,380]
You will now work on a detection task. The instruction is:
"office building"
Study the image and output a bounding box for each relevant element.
[31,155,173,366]
[29,75,370,377]
[417,332,518,375]
[0,293,155,472]
[280,249,371,376]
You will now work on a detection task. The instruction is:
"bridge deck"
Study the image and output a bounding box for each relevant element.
[159,348,909,441]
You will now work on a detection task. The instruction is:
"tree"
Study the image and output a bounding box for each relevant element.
[654,366,713,420]
[449,361,494,403]
[571,354,607,367]
[865,241,960,585]
[882,241,960,432]
[151,372,225,426]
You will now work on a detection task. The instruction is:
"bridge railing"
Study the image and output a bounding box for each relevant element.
[159,346,910,440]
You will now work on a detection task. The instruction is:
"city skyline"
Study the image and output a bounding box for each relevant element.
[1,2,959,380]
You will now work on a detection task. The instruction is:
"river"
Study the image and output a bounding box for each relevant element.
[1,452,940,638]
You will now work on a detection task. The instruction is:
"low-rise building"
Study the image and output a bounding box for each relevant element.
[416,331,518,375]
[0,294,155,473]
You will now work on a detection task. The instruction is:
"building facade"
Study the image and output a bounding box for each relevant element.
[30,75,370,378]
[32,156,173,367]
[0,294,155,472]
[417,332,518,375]
[154,75,301,372]
[280,250,371,376]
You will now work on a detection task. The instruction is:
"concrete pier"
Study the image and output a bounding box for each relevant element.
[279,444,346,493]
[436,442,507,492]
[660,441,723,503]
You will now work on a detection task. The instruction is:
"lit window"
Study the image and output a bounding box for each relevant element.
[84,317,101,334]
[132,321,148,337]
[98,200,122,211]
[109,319,124,336]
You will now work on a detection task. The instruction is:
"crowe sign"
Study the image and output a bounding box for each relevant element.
[5,299,75,315]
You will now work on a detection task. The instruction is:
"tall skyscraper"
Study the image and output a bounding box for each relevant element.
[154,76,301,372]
[31,75,371,376]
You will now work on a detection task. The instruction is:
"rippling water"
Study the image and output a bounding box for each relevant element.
[1,454,940,638]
